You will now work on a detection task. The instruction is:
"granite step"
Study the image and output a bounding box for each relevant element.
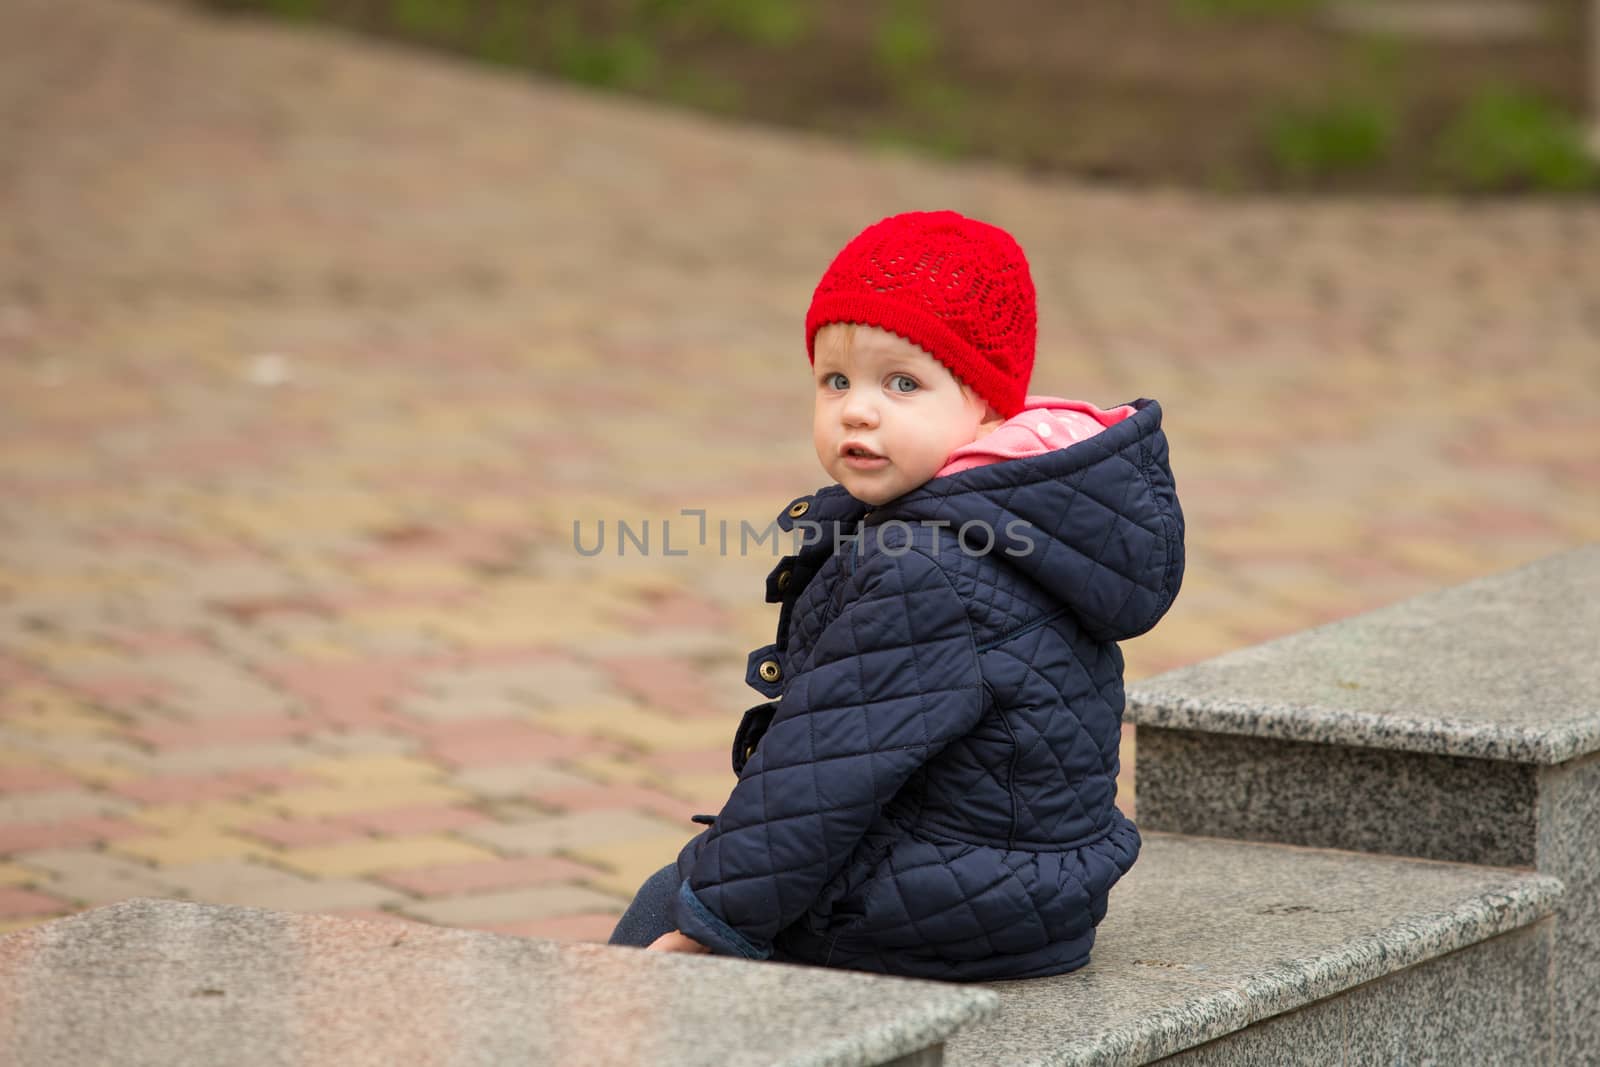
[0,897,997,1067]
[947,831,1561,1067]
[1126,545,1600,1063]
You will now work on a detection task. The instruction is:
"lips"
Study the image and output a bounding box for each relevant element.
[840,441,889,471]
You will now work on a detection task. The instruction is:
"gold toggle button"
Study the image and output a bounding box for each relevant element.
[758,659,782,683]
[776,569,793,592]
[787,500,810,518]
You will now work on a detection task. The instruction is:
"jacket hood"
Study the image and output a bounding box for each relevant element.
[875,398,1185,642]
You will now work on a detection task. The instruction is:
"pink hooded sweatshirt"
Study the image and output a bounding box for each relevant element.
[936,396,1138,478]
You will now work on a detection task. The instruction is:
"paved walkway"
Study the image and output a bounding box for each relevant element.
[1,0,1597,940]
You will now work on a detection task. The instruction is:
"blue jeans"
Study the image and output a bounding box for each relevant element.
[607,862,680,947]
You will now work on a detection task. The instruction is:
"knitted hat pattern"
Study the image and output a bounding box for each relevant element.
[805,210,1037,418]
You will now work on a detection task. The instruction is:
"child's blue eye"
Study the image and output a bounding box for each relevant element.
[824,372,849,390]
[889,374,919,393]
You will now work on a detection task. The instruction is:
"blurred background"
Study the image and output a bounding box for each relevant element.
[0,0,1596,943]
[192,0,1600,194]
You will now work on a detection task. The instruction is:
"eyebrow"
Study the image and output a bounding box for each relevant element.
[815,348,926,374]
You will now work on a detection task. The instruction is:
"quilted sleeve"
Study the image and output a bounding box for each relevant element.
[673,547,986,959]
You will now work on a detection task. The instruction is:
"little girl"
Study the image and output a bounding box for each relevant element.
[609,211,1184,981]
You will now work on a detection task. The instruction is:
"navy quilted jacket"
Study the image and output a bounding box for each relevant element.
[673,398,1184,981]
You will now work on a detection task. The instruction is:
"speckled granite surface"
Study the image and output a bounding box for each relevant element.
[1537,749,1600,1066]
[0,899,997,1067]
[943,833,1562,1067]
[1135,728,1539,865]
[1156,920,1554,1066]
[1127,545,1600,764]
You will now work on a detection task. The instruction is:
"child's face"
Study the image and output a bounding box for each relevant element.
[812,324,1003,506]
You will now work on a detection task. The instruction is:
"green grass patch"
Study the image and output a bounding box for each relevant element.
[1174,0,1323,19]
[1265,92,1398,180]
[1432,85,1599,193]
[546,8,658,89]
[390,0,468,39]
[874,0,939,80]
[642,0,811,47]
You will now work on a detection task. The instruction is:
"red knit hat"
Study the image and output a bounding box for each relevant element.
[805,210,1037,418]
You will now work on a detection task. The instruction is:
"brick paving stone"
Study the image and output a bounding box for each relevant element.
[193,877,406,913]
[156,858,309,900]
[443,764,598,799]
[339,805,489,836]
[424,720,622,769]
[107,769,314,806]
[128,716,316,749]
[304,730,423,757]
[0,817,147,855]
[0,767,82,793]
[0,862,47,887]
[109,830,268,867]
[376,854,602,897]
[532,783,699,823]
[13,848,179,906]
[563,832,702,899]
[237,817,364,848]
[597,655,725,720]
[141,743,321,776]
[129,799,274,833]
[301,754,444,785]
[264,781,474,819]
[651,774,737,815]
[397,884,627,926]
[0,887,72,919]
[460,811,695,857]
[534,705,737,752]
[0,789,136,824]
[476,913,621,942]
[272,835,498,879]
[564,755,665,789]
[643,747,735,776]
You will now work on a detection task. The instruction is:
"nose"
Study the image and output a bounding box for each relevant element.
[841,388,878,428]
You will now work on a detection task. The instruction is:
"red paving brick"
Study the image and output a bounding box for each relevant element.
[67,674,175,709]
[599,656,722,719]
[421,720,620,769]
[0,766,81,793]
[377,855,602,897]
[0,888,73,919]
[533,784,699,822]
[108,769,314,805]
[108,630,213,655]
[267,661,421,724]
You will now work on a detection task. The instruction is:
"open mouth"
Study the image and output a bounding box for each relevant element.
[841,444,888,469]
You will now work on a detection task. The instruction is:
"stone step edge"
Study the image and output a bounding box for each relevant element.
[1126,690,1591,766]
[947,831,1561,1067]
[1060,835,1564,1067]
